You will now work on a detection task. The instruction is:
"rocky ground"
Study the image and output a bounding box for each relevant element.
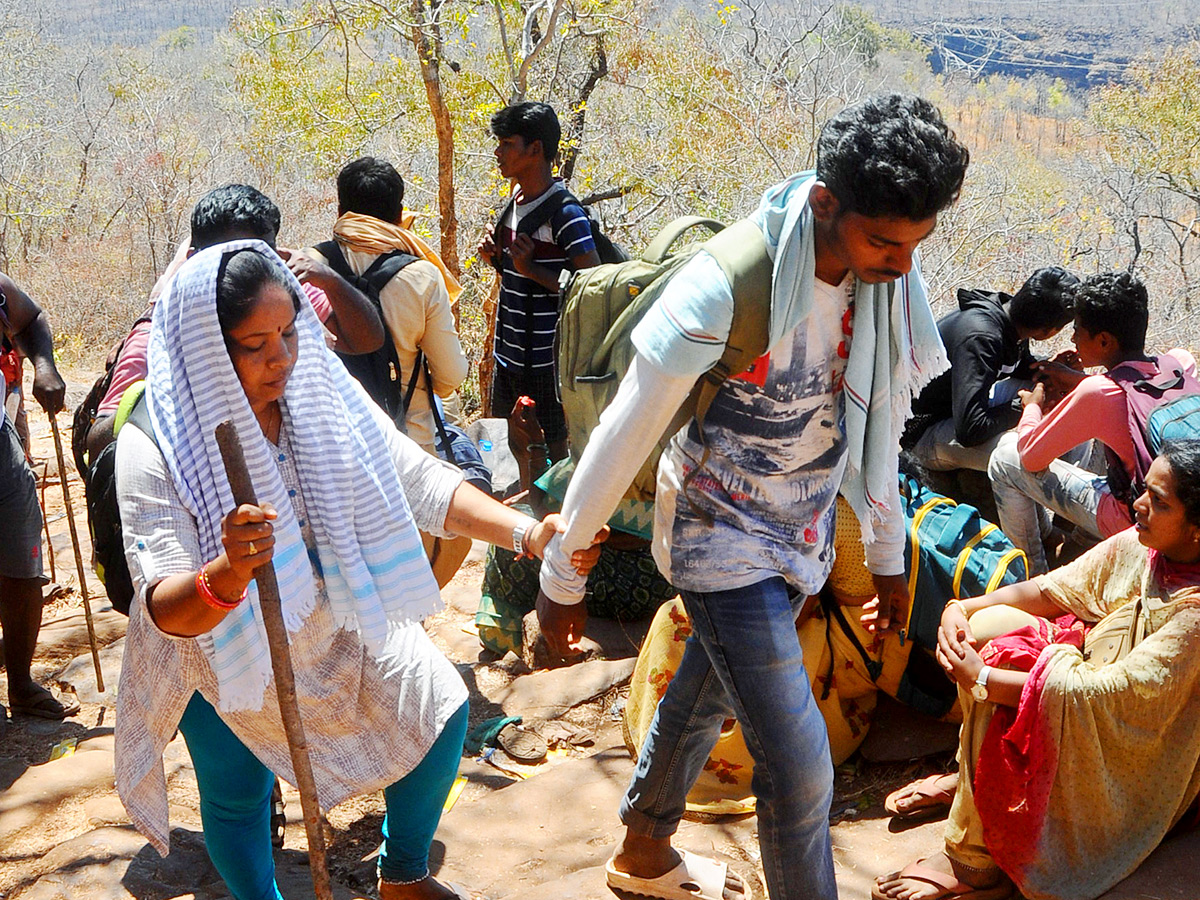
[1,369,1197,899]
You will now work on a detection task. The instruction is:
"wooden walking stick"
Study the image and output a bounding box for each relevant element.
[215,419,333,900]
[47,414,104,692]
[40,460,56,583]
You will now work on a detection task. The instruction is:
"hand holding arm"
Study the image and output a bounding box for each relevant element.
[281,247,385,354]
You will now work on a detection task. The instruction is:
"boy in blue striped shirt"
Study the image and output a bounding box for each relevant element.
[481,101,600,462]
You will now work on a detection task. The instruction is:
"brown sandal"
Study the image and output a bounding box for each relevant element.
[872,861,1013,900]
[884,772,957,821]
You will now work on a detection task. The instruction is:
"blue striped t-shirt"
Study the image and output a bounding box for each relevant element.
[494,183,595,370]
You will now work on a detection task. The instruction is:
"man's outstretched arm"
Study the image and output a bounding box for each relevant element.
[284,248,385,354]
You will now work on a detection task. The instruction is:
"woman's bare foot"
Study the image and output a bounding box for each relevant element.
[610,830,748,900]
[873,850,1011,900]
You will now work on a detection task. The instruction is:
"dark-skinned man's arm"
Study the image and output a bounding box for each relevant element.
[282,248,385,355]
[0,273,65,415]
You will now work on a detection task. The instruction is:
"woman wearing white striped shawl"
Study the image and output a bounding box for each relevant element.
[113,243,600,900]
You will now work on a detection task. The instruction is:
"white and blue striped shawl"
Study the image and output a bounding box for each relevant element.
[144,240,443,711]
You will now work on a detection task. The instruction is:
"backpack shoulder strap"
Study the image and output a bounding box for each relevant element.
[313,240,349,275]
[643,217,726,263]
[1109,357,1186,396]
[361,249,419,293]
[493,197,516,246]
[693,218,773,425]
[315,240,418,300]
[512,184,570,237]
[674,219,773,524]
[821,590,884,683]
[120,386,153,443]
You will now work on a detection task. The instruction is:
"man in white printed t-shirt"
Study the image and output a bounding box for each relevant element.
[537,95,971,900]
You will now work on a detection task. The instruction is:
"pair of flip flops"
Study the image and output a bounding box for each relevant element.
[8,689,80,720]
[605,848,751,900]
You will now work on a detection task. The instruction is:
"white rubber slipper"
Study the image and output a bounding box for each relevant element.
[605,848,751,900]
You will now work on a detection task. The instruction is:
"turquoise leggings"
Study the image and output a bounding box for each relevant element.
[179,692,469,900]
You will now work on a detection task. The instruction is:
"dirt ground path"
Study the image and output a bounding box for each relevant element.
[1,365,1195,899]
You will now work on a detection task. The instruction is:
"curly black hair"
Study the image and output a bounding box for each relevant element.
[1160,440,1200,527]
[191,184,281,251]
[816,94,970,221]
[1070,271,1148,354]
[1009,266,1079,332]
[337,156,404,223]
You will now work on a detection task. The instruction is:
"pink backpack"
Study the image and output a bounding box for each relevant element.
[1106,356,1200,511]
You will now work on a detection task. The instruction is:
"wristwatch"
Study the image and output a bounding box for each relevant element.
[971,665,992,702]
[512,519,537,560]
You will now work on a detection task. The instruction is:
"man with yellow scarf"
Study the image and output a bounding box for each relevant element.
[310,156,468,455]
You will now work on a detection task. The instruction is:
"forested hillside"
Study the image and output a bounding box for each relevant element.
[4,0,1199,410]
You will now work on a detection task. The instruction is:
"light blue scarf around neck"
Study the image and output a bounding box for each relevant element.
[753,173,949,540]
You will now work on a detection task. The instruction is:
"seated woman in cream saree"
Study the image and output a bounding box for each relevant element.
[874,440,1200,900]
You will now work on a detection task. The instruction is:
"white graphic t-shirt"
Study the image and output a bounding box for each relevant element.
[636,259,855,594]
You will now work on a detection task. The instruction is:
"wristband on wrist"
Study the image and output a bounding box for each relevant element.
[196,564,247,611]
[947,598,969,617]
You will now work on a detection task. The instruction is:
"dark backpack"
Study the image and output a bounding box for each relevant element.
[71,307,153,478]
[313,240,418,422]
[1106,357,1200,513]
[84,385,153,615]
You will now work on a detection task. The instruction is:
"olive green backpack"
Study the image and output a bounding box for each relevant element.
[556,217,773,503]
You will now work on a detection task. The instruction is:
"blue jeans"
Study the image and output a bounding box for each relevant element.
[179,692,469,899]
[620,577,837,900]
[988,431,1112,576]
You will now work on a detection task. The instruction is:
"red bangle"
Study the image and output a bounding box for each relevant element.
[196,565,246,611]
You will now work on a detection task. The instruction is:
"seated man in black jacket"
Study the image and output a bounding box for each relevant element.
[903,266,1077,473]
